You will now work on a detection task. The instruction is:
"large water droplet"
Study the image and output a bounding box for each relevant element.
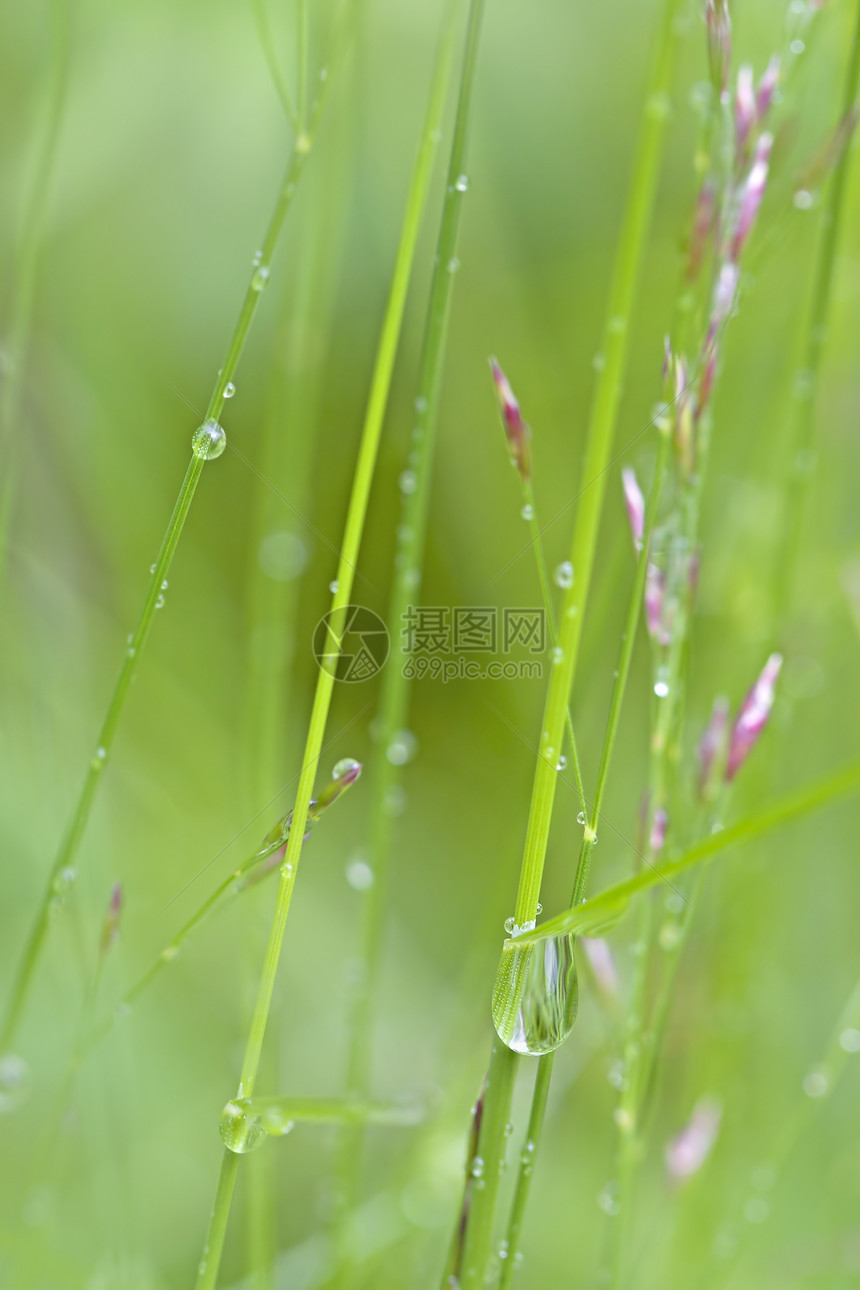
[0,1054,30,1114]
[192,420,227,460]
[555,561,574,589]
[492,933,579,1055]
[219,1100,266,1153]
[332,757,360,781]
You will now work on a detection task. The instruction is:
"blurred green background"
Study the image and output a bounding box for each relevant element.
[1,0,860,1286]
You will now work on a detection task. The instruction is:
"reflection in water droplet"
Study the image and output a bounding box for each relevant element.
[219,1100,267,1154]
[492,933,579,1055]
[554,561,574,589]
[192,420,227,460]
[333,757,360,781]
[223,381,236,399]
[0,1054,30,1114]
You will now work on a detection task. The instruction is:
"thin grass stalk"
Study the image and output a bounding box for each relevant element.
[498,427,672,1284]
[0,0,73,572]
[773,0,860,629]
[193,13,467,1280]
[330,0,484,1261]
[455,2,682,1280]
[0,4,356,1059]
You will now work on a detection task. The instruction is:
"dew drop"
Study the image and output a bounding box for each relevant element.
[399,469,417,495]
[577,811,587,825]
[329,579,339,594]
[345,856,374,891]
[520,503,534,521]
[455,174,469,192]
[802,1069,828,1098]
[492,932,579,1055]
[551,646,563,664]
[0,1054,30,1114]
[470,1156,484,1178]
[556,755,567,771]
[654,675,670,699]
[155,594,166,610]
[414,395,428,414]
[793,189,813,211]
[386,729,417,766]
[251,265,270,292]
[840,1027,860,1053]
[332,758,360,781]
[223,381,236,400]
[447,257,460,274]
[554,561,574,589]
[790,38,805,54]
[219,1100,266,1154]
[192,419,227,461]
[504,917,516,935]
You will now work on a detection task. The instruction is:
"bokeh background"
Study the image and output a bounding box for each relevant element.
[2,0,860,1286]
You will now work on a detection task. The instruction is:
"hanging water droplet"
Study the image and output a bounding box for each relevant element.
[447,257,460,274]
[504,917,516,935]
[329,579,339,594]
[556,755,567,771]
[251,265,270,292]
[223,381,236,400]
[386,729,417,766]
[455,174,469,192]
[520,503,534,521]
[219,1100,266,1153]
[345,855,374,890]
[492,932,579,1055]
[51,867,77,908]
[192,419,227,461]
[470,1156,484,1178]
[332,758,360,780]
[577,811,587,825]
[0,1054,30,1114]
[399,469,417,495]
[654,665,670,698]
[554,561,574,589]
[155,594,166,610]
[150,564,157,574]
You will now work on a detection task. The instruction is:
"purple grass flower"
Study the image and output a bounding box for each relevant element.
[622,468,645,550]
[710,262,740,338]
[665,1098,722,1182]
[698,696,730,795]
[732,132,773,260]
[705,0,731,94]
[581,937,619,999]
[489,357,532,483]
[735,65,756,152]
[756,56,781,119]
[650,808,668,856]
[726,653,782,781]
[687,179,716,282]
[645,563,670,646]
[100,881,124,956]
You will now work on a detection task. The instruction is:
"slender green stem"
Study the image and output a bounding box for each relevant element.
[330,0,483,1270]
[498,426,672,1280]
[0,5,354,1059]
[251,0,300,130]
[773,0,860,629]
[297,0,309,133]
[456,2,682,1280]
[192,8,465,1281]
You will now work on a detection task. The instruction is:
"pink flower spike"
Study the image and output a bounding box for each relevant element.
[698,695,730,795]
[710,262,740,339]
[665,1099,722,1183]
[650,808,668,856]
[489,357,532,482]
[735,65,756,151]
[705,0,731,94]
[726,653,783,781]
[732,132,773,261]
[622,468,645,550]
[756,56,781,119]
[645,563,669,646]
[581,937,619,999]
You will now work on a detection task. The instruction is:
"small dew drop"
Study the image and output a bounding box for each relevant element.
[839,1027,860,1053]
[554,561,574,589]
[345,856,374,891]
[790,38,805,55]
[399,469,417,495]
[219,1100,266,1154]
[654,678,670,698]
[329,579,339,594]
[556,755,567,771]
[470,1156,484,1179]
[192,420,227,461]
[455,174,469,192]
[577,811,587,826]
[802,1070,828,1098]
[520,503,534,521]
[447,257,460,274]
[223,381,236,400]
[504,917,516,935]
[793,189,813,211]
[155,594,166,610]
[251,265,270,292]
[414,395,428,414]
[386,729,417,766]
[551,646,563,665]
[0,1054,31,1114]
